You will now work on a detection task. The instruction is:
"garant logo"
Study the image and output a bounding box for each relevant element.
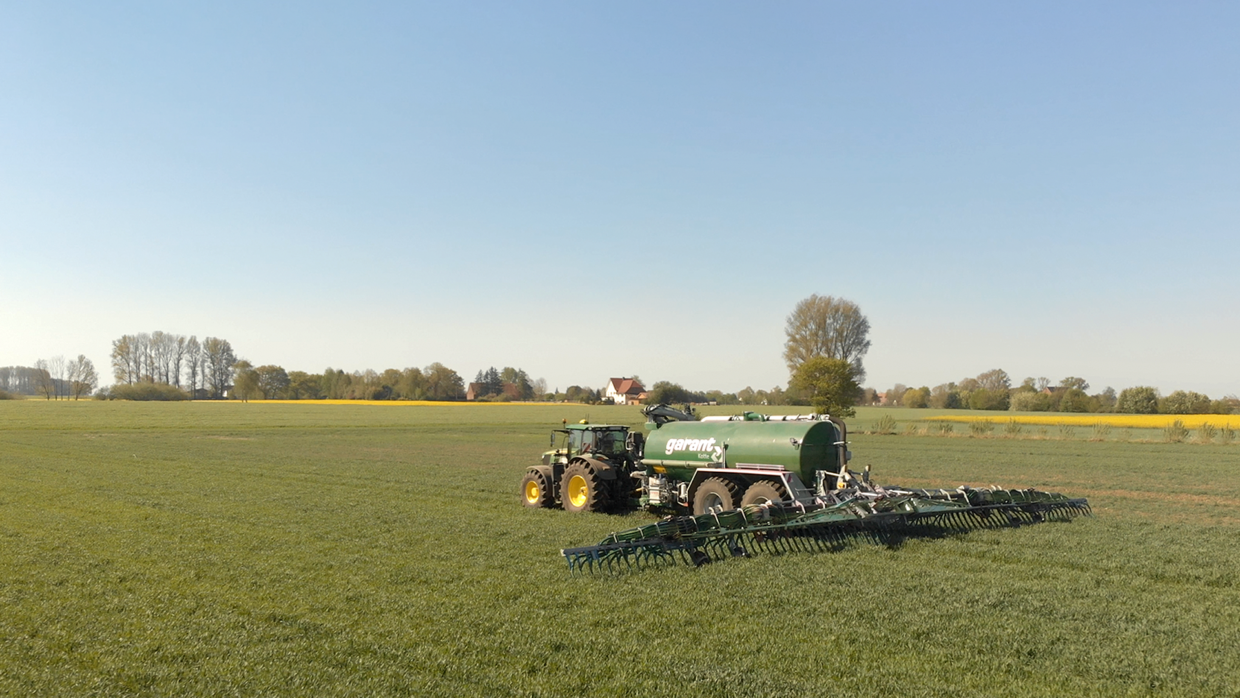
[664,438,725,462]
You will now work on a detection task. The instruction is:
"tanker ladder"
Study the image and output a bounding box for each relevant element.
[561,487,1091,575]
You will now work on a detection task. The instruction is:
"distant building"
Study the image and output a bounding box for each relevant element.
[606,377,646,405]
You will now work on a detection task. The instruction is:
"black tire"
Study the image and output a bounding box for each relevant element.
[561,461,609,513]
[692,477,741,516]
[740,480,787,508]
[520,470,554,509]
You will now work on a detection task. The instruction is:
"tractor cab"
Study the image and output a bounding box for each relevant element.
[544,423,632,464]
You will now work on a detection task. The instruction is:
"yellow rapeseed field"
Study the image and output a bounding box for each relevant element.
[231,399,532,407]
[929,414,1240,429]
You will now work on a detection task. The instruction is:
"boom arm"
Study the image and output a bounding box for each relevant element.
[642,403,698,426]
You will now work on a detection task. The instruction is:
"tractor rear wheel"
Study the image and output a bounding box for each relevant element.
[740,481,787,507]
[562,462,609,513]
[693,477,740,515]
[521,470,554,508]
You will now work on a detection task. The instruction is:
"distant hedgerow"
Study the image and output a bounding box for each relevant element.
[101,383,191,401]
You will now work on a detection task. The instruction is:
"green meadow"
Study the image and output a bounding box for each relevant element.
[2,401,1239,696]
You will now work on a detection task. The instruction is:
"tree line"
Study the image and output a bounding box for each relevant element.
[109,332,237,398]
[881,369,1236,415]
[230,364,469,401]
[0,357,98,400]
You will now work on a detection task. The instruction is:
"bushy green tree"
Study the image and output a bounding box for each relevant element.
[930,383,962,409]
[424,363,465,400]
[1117,386,1160,414]
[232,360,260,401]
[500,367,534,400]
[901,386,930,408]
[1094,387,1117,412]
[254,365,290,400]
[285,371,322,399]
[1161,390,1211,414]
[789,357,860,418]
[1058,388,1093,413]
[1009,391,1051,412]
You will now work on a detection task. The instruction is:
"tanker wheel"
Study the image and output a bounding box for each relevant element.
[740,481,787,508]
[692,477,741,516]
[520,470,554,508]
[562,462,609,513]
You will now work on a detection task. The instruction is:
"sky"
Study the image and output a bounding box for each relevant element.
[2,2,1237,397]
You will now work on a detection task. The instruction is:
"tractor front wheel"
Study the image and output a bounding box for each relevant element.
[693,477,740,515]
[521,470,554,508]
[562,462,609,513]
[740,481,786,508]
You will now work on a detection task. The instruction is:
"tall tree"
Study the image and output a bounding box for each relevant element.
[33,359,55,400]
[65,357,97,401]
[111,335,137,384]
[48,355,67,399]
[183,336,202,397]
[783,294,872,381]
[232,360,259,401]
[285,371,321,399]
[500,367,533,399]
[424,363,465,400]
[254,365,291,399]
[398,368,426,400]
[202,337,237,398]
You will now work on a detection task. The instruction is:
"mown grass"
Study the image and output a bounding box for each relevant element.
[2,402,1240,696]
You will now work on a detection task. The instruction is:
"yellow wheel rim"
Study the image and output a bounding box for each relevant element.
[567,475,589,508]
[525,480,541,504]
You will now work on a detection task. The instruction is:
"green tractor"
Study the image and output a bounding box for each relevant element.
[520,420,646,513]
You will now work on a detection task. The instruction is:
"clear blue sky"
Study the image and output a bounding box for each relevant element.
[2,2,1237,397]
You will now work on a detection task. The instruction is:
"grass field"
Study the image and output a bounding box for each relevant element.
[3,401,1240,696]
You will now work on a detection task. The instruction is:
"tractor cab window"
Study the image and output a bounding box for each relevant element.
[569,430,595,455]
[597,430,626,456]
[577,430,597,454]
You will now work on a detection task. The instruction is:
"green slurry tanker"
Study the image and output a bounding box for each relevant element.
[521,405,1091,573]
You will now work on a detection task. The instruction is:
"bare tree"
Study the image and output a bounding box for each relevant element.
[202,337,237,398]
[48,355,67,399]
[66,355,98,399]
[171,335,186,388]
[183,336,202,398]
[111,335,137,384]
[976,369,1012,394]
[783,295,872,382]
[33,359,55,400]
